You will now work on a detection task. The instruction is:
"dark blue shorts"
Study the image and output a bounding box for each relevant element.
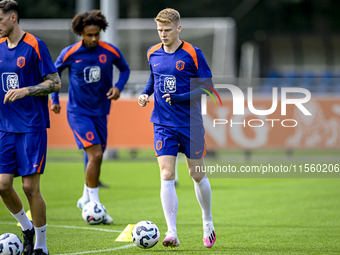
[153,124,206,159]
[67,112,107,150]
[0,131,47,177]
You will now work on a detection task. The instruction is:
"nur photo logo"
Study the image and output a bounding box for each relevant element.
[200,84,222,106]
[201,84,312,128]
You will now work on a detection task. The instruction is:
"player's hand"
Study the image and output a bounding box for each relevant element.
[162,94,171,105]
[3,88,29,104]
[107,87,120,100]
[138,94,150,107]
[51,104,61,114]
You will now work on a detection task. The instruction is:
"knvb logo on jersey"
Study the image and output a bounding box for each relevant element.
[17,56,25,68]
[99,54,107,64]
[201,84,312,128]
[176,60,185,71]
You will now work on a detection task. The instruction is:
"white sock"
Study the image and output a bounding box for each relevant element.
[11,208,33,231]
[194,176,213,223]
[82,184,89,201]
[34,225,48,254]
[161,180,178,233]
[88,187,100,204]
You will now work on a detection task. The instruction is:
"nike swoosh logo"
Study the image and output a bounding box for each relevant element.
[34,164,39,167]
[153,63,160,67]
[76,60,83,63]
[196,150,203,154]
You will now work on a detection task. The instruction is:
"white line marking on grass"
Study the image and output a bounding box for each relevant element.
[54,244,135,255]
[0,222,24,227]
[0,221,135,254]
[47,224,121,233]
[0,222,121,233]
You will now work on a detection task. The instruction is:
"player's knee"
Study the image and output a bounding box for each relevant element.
[190,171,205,182]
[22,183,39,199]
[191,176,204,182]
[89,150,103,164]
[160,169,175,180]
[0,181,11,196]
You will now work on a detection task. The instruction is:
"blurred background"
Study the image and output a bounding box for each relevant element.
[16,0,340,93]
[13,0,340,153]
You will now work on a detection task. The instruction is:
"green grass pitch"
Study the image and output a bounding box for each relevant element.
[0,150,339,254]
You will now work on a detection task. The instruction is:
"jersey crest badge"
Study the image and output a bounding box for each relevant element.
[99,54,107,64]
[176,60,185,71]
[17,56,25,68]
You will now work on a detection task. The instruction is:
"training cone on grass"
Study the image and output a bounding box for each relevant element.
[17,210,32,227]
[115,224,135,242]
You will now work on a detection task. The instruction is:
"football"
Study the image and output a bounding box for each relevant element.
[0,233,23,255]
[131,221,160,249]
[82,201,106,224]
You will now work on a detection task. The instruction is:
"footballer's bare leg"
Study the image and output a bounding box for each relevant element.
[22,173,46,227]
[84,144,113,224]
[23,174,49,255]
[158,155,177,181]
[187,157,216,248]
[0,174,23,214]
[158,156,180,247]
[84,144,103,188]
[187,157,205,182]
[76,144,103,211]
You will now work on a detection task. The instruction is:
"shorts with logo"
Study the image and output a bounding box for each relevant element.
[67,112,107,150]
[153,123,206,159]
[0,131,47,177]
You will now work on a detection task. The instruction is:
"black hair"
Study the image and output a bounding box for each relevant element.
[72,10,108,36]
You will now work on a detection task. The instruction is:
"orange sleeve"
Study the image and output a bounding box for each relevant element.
[181,41,198,69]
[98,41,120,58]
[63,41,83,62]
[147,43,162,61]
[23,33,41,60]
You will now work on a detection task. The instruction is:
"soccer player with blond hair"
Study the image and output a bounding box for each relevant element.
[138,8,216,248]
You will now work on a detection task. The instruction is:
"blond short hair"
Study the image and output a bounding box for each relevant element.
[155,8,180,25]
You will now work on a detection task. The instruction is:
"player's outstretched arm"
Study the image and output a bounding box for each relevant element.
[3,72,61,104]
[138,94,150,107]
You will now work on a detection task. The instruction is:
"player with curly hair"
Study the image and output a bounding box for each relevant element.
[51,10,130,224]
